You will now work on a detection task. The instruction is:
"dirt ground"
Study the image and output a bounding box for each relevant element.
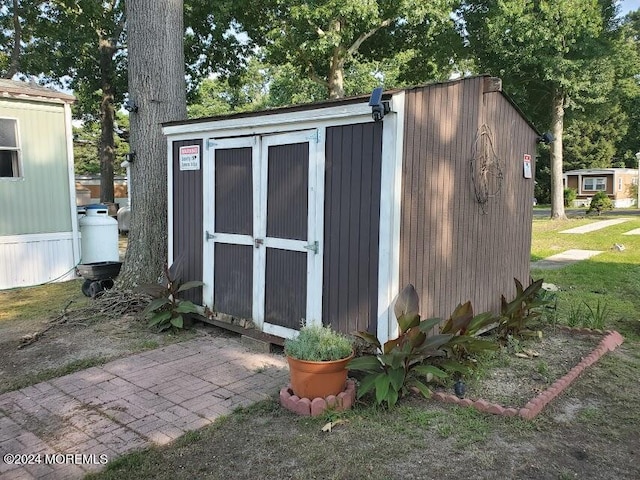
[0,280,206,393]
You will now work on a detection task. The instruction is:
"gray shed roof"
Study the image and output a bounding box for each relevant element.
[0,79,75,104]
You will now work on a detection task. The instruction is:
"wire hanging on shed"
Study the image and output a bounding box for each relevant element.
[470,124,503,214]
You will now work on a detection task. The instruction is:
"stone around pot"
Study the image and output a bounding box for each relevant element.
[284,324,354,399]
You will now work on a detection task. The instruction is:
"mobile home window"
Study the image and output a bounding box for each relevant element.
[583,177,606,191]
[0,118,21,178]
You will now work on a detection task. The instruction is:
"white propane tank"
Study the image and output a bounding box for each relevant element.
[79,204,119,263]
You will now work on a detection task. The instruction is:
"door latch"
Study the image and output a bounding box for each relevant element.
[254,238,264,248]
[205,231,215,241]
[303,241,319,254]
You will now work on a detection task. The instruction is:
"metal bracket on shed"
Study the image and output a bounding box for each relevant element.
[205,230,215,241]
[303,241,319,254]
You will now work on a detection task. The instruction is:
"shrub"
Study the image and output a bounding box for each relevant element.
[284,324,352,362]
[349,288,503,408]
[587,191,613,215]
[564,188,577,207]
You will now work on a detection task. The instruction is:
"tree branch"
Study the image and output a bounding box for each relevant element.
[347,18,393,56]
[308,63,329,88]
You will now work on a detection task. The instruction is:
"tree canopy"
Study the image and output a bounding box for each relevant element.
[460,0,639,217]
[236,0,457,98]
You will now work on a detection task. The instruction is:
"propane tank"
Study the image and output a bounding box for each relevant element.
[79,204,119,263]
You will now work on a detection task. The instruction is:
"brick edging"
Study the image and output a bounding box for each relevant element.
[431,329,624,420]
[280,379,356,416]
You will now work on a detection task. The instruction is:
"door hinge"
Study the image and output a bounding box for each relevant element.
[303,240,319,254]
[205,230,215,241]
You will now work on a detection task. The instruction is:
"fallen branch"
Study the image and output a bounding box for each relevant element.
[17,290,151,349]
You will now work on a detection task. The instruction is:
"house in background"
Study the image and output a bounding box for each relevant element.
[564,168,638,208]
[0,79,80,290]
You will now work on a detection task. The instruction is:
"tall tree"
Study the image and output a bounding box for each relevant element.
[0,0,42,78]
[462,0,632,219]
[118,0,187,287]
[23,0,127,204]
[237,0,455,98]
[614,9,640,167]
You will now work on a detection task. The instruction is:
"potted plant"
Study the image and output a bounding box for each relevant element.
[284,324,354,399]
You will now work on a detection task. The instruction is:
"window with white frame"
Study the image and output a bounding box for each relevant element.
[0,118,21,178]
[583,177,606,191]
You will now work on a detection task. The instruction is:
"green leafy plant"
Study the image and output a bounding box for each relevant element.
[587,191,613,215]
[497,278,548,337]
[137,263,204,331]
[284,324,353,361]
[564,187,577,207]
[537,285,559,328]
[583,300,609,330]
[439,301,499,366]
[349,284,452,408]
[566,302,584,327]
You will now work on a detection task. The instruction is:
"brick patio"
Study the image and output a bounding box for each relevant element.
[0,336,288,479]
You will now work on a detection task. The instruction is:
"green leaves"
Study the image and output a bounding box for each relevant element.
[497,278,548,337]
[394,284,420,333]
[348,284,454,408]
[140,262,203,332]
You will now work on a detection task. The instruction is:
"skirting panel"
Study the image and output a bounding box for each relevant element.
[0,233,77,289]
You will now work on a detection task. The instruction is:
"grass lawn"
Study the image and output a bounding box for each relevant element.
[530,215,640,341]
[87,216,640,480]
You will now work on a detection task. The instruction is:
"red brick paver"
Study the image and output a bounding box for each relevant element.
[0,336,288,479]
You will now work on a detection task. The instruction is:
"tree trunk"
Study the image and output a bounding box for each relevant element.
[98,36,116,204]
[3,0,21,79]
[118,0,187,288]
[550,89,567,220]
[327,20,345,99]
[328,48,345,99]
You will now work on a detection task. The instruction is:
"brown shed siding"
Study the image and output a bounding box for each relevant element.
[172,139,203,303]
[400,78,536,320]
[323,122,383,334]
[215,147,253,235]
[567,176,578,190]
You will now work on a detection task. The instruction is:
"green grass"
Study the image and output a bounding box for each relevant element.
[531,216,640,339]
[0,279,88,324]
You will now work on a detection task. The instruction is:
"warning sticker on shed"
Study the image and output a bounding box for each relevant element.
[523,154,532,179]
[179,145,200,171]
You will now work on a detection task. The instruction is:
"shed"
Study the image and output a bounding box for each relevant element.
[162,75,539,344]
[0,80,79,289]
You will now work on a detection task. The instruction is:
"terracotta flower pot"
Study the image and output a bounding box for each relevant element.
[287,352,354,399]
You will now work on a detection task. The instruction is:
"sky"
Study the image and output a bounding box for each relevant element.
[620,0,640,15]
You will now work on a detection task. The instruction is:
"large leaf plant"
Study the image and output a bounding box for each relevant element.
[349,284,452,408]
